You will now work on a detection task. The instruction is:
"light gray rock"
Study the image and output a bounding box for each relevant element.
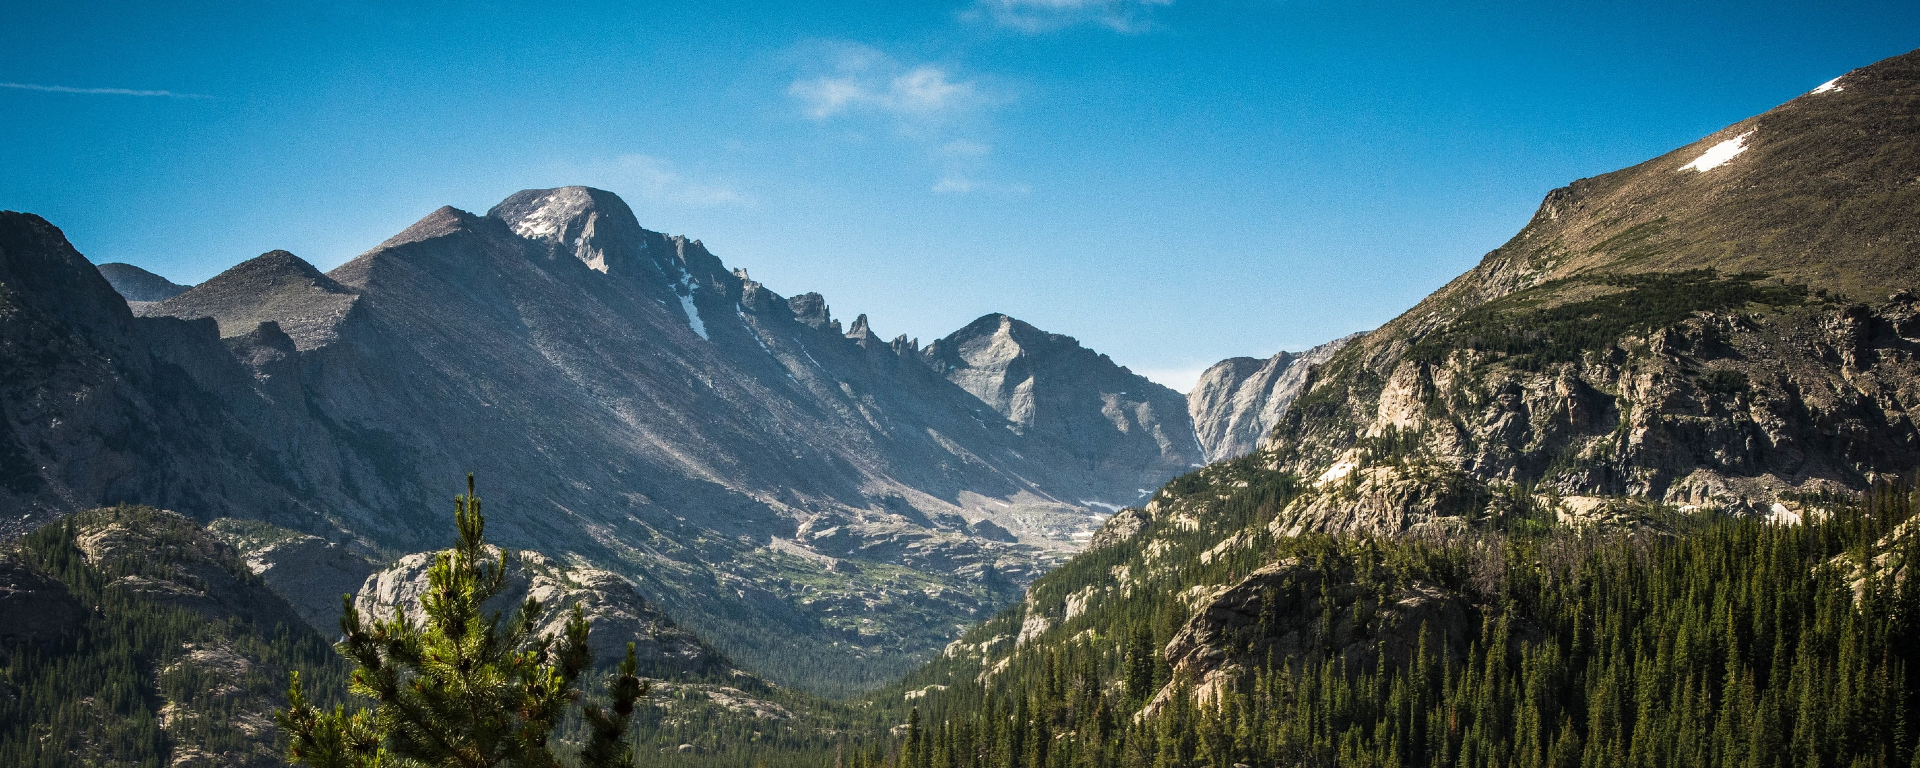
[923,313,1205,489]
[355,547,735,680]
[1188,334,1359,462]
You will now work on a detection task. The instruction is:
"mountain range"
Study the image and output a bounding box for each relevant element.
[0,185,1344,693]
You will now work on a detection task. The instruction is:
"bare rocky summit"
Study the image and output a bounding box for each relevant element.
[145,249,357,350]
[354,546,741,683]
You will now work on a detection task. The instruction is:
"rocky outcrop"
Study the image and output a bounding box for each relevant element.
[73,508,309,631]
[355,547,740,681]
[1189,334,1359,462]
[1087,507,1147,551]
[1,506,335,768]
[1153,557,1474,710]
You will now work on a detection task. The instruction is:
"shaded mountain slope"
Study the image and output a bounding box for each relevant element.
[0,213,317,535]
[96,262,188,304]
[924,314,1204,507]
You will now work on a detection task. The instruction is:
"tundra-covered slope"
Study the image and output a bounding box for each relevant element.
[1250,47,1920,535]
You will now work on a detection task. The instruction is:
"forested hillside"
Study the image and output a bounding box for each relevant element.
[0,506,347,768]
[801,462,1920,768]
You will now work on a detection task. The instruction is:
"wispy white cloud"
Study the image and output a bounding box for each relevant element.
[787,43,987,125]
[550,154,748,207]
[931,175,1032,196]
[788,42,1028,195]
[0,81,213,99]
[965,0,1174,34]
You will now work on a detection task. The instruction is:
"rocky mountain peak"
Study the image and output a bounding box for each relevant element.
[923,312,1205,479]
[790,292,833,329]
[488,186,652,276]
[146,249,357,350]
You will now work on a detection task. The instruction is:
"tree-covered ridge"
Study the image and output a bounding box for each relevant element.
[0,506,349,768]
[1404,270,1812,371]
[834,467,1919,768]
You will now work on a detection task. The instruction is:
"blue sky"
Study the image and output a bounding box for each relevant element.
[3,1,1915,391]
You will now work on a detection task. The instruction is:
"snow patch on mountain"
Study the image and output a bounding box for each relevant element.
[1680,131,1754,173]
[1811,76,1846,95]
[677,276,708,340]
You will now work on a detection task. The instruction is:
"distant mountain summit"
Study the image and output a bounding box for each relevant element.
[0,187,1204,694]
[925,313,1203,485]
[96,262,188,304]
[146,249,356,349]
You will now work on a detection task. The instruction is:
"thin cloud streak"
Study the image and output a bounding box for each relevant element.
[965,0,1174,34]
[788,42,1027,194]
[0,82,213,99]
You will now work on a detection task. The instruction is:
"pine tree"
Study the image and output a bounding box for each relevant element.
[276,475,646,768]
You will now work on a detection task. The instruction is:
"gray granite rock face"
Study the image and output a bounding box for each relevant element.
[923,313,1206,495]
[354,547,738,681]
[1188,334,1359,462]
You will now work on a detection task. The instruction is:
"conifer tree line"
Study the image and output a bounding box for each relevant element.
[845,482,1920,768]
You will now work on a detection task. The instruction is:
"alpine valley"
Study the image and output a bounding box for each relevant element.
[2,40,1919,768]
